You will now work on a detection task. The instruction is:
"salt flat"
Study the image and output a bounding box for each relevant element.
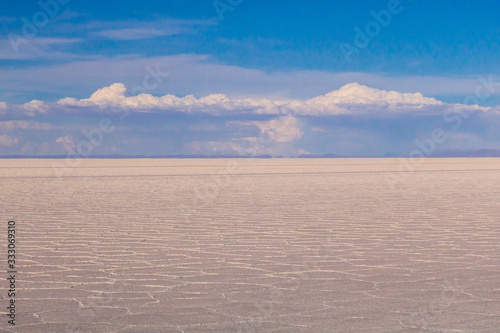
[1,158,499,332]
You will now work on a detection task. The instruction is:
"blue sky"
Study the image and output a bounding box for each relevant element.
[1,0,500,156]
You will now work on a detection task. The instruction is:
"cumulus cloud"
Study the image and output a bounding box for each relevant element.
[1,100,51,117]
[234,116,303,143]
[289,82,443,115]
[59,83,128,107]
[191,116,307,156]
[56,135,76,149]
[1,81,493,119]
[0,135,19,147]
[189,116,304,156]
[58,83,280,115]
[52,82,489,117]
[311,82,442,106]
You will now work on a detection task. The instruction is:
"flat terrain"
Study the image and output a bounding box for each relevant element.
[1,158,500,332]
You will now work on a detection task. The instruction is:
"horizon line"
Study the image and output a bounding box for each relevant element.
[1,149,500,159]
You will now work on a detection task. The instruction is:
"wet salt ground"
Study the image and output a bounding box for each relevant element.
[1,158,500,332]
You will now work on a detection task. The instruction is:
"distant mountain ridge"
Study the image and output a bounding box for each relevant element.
[429,149,500,157]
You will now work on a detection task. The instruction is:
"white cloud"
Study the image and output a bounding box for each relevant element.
[87,18,215,41]
[236,116,303,143]
[285,83,446,116]
[56,135,76,149]
[58,83,280,115]
[0,135,19,147]
[311,83,441,106]
[59,83,127,107]
[0,37,82,60]
[21,100,49,116]
[0,19,212,60]
[196,116,305,157]
[53,82,488,117]
[93,28,171,40]
[0,120,52,131]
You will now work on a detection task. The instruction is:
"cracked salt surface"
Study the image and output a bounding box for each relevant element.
[0,158,499,332]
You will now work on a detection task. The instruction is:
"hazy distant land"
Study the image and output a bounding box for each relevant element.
[1,148,500,159]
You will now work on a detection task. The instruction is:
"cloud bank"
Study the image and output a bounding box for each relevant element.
[1,82,499,157]
[59,82,438,114]
[1,82,487,118]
